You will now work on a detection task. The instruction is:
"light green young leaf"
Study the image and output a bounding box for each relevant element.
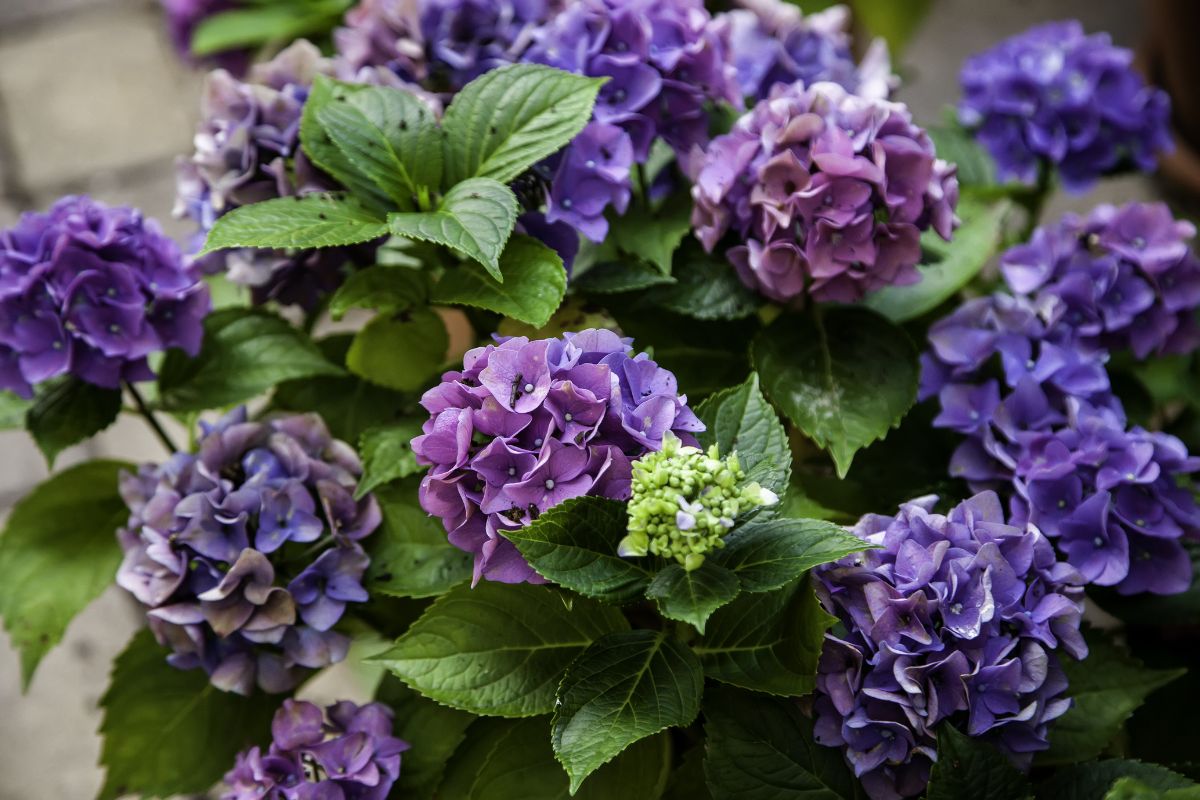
[927,725,1033,800]
[158,308,344,411]
[695,372,791,495]
[431,234,567,327]
[364,479,472,599]
[97,629,277,800]
[502,496,652,604]
[374,582,628,717]
[0,460,131,689]
[0,390,31,429]
[573,259,677,294]
[713,517,870,594]
[190,1,351,55]
[346,306,448,392]
[442,63,605,185]
[317,82,442,204]
[552,630,703,793]
[1038,760,1197,800]
[1106,777,1200,800]
[694,577,834,696]
[25,376,122,467]
[389,178,519,279]
[356,420,425,499]
[376,676,476,800]
[201,192,389,254]
[329,265,428,321]
[645,562,740,633]
[301,76,394,212]
[753,308,919,477]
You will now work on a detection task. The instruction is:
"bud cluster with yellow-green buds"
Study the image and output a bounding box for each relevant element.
[618,432,779,571]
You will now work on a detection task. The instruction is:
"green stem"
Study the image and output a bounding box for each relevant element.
[1014,163,1053,244]
[636,162,652,210]
[124,382,180,454]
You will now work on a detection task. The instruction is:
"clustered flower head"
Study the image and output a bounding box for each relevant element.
[723,0,895,103]
[523,0,742,241]
[117,408,382,695]
[0,195,210,398]
[692,81,958,305]
[814,492,1087,800]
[619,431,778,570]
[160,0,251,75]
[922,204,1200,597]
[222,699,408,800]
[336,0,564,93]
[959,20,1172,191]
[413,329,704,584]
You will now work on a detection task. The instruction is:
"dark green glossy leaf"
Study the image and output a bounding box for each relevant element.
[646,247,761,321]
[365,479,472,599]
[696,372,790,494]
[389,178,519,279]
[356,420,424,499]
[1036,761,1196,800]
[610,193,693,276]
[328,265,428,321]
[25,376,121,467]
[346,306,448,392]
[431,234,566,327]
[201,192,388,254]
[927,725,1032,800]
[645,562,740,633]
[377,675,475,800]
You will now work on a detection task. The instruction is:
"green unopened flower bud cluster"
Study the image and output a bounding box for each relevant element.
[618,432,778,571]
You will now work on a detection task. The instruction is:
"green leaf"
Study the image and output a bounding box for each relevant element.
[190,1,350,55]
[552,629,703,793]
[927,725,1033,800]
[389,178,519,279]
[713,517,869,594]
[574,259,677,294]
[201,192,388,254]
[1040,635,1186,766]
[316,82,442,204]
[694,577,834,696]
[346,306,448,392]
[0,390,31,429]
[439,716,670,800]
[365,479,472,599]
[695,372,791,494]
[502,496,652,604]
[328,265,428,321]
[25,376,121,467]
[852,0,934,55]
[377,675,476,800]
[664,746,714,800]
[375,581,628,717]
[301,76,394,212]
[158,308,343,411]
[431,234,567,327]
[442,63,604,185]
[646,247,762,321]
[703,685,857,800]
[645,562,740,633]
[753,308,919,477]
[1037,761,1196,800]
[97,629,277,800]
[0,460,130,688]
[1106,777,1200,800]
[610,193,693,276]
[357,420,425,499]
[927,123,1002,190]
[864,197,1012,323]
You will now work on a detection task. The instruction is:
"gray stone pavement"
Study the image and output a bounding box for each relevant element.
[0,0,1159,797]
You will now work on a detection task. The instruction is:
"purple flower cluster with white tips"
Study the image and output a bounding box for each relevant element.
[222,699,408,800]
[814,492,1087,800]
[523,0,741,241]
[691,81,958,304]
[412,329,703,584]
[724,0,895,103]
[959,20,1172,191]
[923,203,1200,596]
[116,408,381,695]
[0,195,210,398]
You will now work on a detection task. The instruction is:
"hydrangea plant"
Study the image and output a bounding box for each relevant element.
[1,5,1197,800]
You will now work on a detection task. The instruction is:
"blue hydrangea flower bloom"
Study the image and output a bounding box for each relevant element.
[958,20,1172,191]
[222,699,408,800]
[814,493,1087,800]
[117,408,381,695]
[0,195,210,398]
[413,329,704,584]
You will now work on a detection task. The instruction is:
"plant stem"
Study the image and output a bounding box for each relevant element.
[636,162,652,210]
[124,382,180,454]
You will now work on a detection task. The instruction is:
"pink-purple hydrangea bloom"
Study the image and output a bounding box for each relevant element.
[922,204,1200,596]
[814,492,1087,800]
[117,408,382,695]
[691,81,958,304]
[0,195,210,398]
[413,329,704,584]
[959,20,1172,191]
[222,699,408,799]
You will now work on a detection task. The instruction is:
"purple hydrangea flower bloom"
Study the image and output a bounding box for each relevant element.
[722,0,895,102]
[116,408,382,695]
[522,0,742,241]
[0,196,210,398]
[160,0,251,75]
[691,81,958,304]
[814,493,1087,800]
[959,20,1172,191]
[412,329,704,584]
[222,699,409,800]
